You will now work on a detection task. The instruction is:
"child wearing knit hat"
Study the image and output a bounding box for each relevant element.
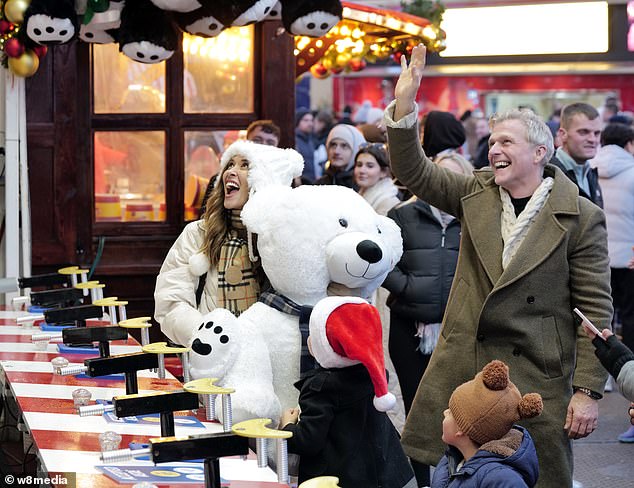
[431,360,544,488]
[280,296,416,488]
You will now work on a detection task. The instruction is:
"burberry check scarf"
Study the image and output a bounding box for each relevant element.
[259,290,315,378]
[217,210,261,316]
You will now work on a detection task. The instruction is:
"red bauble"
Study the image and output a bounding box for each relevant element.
[392,51,403,63]
[4,37,24,58]
[0,20,13,35]
[330,65,344,74]
[349,58,367,72]
[310,63,330,79]
[32,45,48,58]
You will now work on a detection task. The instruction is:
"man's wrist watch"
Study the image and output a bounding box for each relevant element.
[574,386,602,400]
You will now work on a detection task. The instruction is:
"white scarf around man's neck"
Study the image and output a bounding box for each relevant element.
[500,177,554,269]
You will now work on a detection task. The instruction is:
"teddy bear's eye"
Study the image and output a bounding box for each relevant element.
[377,227,382,234]
[339,218,348,228]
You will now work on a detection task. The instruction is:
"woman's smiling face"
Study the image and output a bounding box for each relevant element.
[222,155,250,210]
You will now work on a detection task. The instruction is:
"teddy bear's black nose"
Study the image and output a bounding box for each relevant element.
[356,240,382,264]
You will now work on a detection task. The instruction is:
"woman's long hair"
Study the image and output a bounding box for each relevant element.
[200,169,230,268]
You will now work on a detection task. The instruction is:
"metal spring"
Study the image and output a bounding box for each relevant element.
[222,395,232,431]
[16,314,45,324]
[78,403,114,417]
[256,438,268,468]
[100,447,151,463]
[58,365,88,376]
[276,439,289,484]
[205,394,217,421]
[157,355,166,379]
[181,353,191,383]
[31,333,61,341]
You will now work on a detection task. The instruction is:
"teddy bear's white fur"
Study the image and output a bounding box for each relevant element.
[189,184,403,422]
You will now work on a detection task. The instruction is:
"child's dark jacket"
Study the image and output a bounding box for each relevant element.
[431,426,539,488]
[282,364,415,487]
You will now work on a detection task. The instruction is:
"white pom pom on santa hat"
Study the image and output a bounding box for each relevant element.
[309,296,395,412]
[189,252,210,277]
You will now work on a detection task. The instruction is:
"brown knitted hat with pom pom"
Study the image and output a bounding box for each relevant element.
[449,360,543,445]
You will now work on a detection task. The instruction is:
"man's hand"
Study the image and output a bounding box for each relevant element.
[280,407,299,428]
[564,392,599,439]
[629,404,633,426]
[394,44,427,121]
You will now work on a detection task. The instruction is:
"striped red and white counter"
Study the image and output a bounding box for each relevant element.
[0,311,288,487]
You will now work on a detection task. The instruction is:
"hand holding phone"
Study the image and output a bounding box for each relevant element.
[573,308,605,341]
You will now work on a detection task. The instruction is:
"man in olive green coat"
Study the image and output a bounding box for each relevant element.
[386,45,613,488]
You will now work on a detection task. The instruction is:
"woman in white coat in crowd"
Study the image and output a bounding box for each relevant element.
[154,141,303,347]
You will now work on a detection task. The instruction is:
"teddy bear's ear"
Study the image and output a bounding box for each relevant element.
[377,215,404,265]
[241,186,292,234]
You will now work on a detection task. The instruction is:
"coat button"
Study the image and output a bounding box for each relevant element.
[477,334,485,342]
[513,348,521,356]
[527,296,535,304]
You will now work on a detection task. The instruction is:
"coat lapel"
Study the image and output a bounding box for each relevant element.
[462,178,504,286]
[495,166,580,291]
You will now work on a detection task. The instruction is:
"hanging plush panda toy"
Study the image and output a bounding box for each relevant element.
[149,0,202,13]
[173,0,234,38]
[230,0,278,26]
[281,0,342,37]
[175,0,278,38]
[22,0,79,45]
[118,0,178,63]
[77,0,125,44]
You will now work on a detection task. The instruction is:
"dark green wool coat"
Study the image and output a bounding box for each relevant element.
[388,125,613,488]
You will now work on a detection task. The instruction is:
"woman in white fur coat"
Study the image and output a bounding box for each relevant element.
[154,140,303,347]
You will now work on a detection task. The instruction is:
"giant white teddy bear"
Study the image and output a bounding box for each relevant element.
[189,182,403,423]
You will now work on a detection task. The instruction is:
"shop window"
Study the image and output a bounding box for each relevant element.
[91,27,256,229]
[94,131,166,222]
[183,129,246,221]
[183,28,254,113]
[93,43,166,114]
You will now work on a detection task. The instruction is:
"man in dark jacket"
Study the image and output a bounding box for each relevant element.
[295,108,317,182]
[549,103,603,207]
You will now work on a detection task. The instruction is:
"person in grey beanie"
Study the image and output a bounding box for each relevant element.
[314,124,366,188]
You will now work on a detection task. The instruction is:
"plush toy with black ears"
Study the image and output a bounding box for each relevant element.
[149,0,202,13]
[230,0,278,26]
[281,0,342,37]
[118,0,178,63]
[173,0,234,38]
[22,0,79,45]
[77,0,125,44]
[265,1,282,20]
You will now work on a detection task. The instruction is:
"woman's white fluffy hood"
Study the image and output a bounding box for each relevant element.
[219,140,304,193]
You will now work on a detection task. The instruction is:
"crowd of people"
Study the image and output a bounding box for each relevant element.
[153,44,634,488]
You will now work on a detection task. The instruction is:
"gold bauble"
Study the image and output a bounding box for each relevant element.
[8,50,39,77]
[4,0,31,24]
[335,53,351,66]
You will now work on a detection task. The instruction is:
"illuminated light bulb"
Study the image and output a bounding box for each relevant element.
[294,49,299,55]
[340,25,350,36]
[422,25,437,40]
[352,28,363,38]
[316,39,323,48]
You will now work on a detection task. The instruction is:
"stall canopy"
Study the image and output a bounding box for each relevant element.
[295,1,446,78]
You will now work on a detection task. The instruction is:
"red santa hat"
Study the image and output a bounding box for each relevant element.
[309,296,396,412]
